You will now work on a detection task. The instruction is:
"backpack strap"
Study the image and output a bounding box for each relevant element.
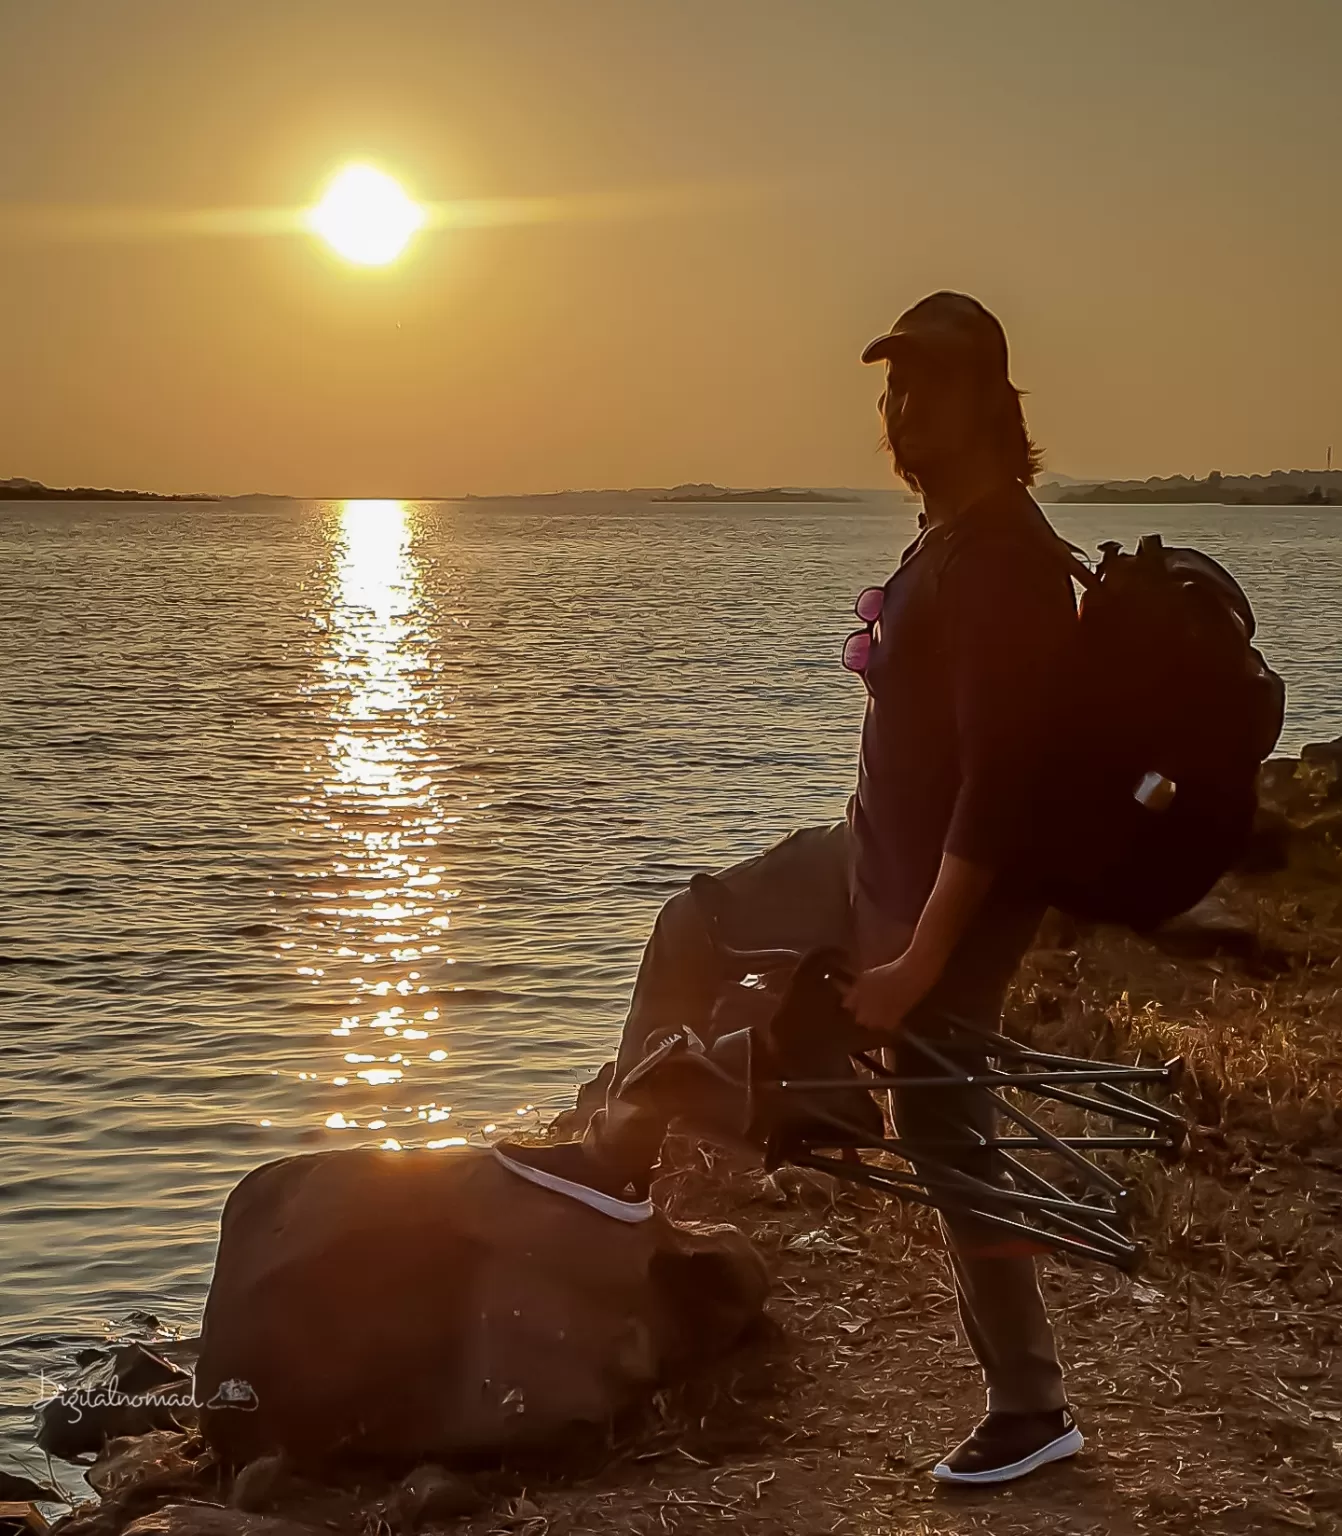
[1049,533,1100,592]
[1014,498,1099,591]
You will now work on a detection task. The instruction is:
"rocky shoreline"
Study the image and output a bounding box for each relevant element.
[8,741,1341,1536]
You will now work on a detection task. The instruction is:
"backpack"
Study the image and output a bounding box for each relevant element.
[1029,532,1285,930]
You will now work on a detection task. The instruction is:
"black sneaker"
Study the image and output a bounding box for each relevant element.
[932,1408,1083,1486]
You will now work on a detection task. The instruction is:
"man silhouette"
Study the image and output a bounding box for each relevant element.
[543,293,1082,1484]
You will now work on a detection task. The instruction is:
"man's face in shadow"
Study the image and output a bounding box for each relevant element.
[879,352,979,490]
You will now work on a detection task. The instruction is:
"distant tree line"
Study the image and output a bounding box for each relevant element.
[1037,469,1341,506]
[0,478,214,501]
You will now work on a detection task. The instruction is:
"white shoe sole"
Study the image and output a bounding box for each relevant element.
[492,1145,655,1223]
[932,1425,1084,1486]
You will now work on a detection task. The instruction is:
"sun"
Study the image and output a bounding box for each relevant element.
[308,165,424,266]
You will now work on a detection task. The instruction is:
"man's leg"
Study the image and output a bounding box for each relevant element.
[582,822,853,1173]
[891,892,1067,1418]
[613,821,854,1079]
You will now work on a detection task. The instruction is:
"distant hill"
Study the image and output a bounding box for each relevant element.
[1,476,893,506]
[460,483,877,504]
[0,477,215,502]
[1036,469,1342,506]
[656,487,861,504]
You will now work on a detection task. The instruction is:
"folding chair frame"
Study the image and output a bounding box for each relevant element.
[735,1013,1185,1271]
[680,873,1186,1273]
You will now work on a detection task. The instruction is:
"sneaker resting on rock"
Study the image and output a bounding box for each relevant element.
[932,1408,1083,1486]
[494,1139,650,1207]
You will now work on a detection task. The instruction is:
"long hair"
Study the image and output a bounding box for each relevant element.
[990,383,1045,486]
[885,380,1044,494]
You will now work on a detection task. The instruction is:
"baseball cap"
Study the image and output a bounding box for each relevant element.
[861,291,1011,377]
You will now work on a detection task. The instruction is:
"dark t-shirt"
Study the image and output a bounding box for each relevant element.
[848,486,1077,932]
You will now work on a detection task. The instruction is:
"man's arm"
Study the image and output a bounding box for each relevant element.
[908,850,996,974]
[844,851,993,1031]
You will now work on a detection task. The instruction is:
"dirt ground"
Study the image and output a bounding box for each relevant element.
[488,1142,1340,1536]
[50,755,1342,1536]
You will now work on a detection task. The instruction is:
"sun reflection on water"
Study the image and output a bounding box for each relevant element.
[299,499,456,1144]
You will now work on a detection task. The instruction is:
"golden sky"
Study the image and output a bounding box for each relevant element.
[1,0,1338,497]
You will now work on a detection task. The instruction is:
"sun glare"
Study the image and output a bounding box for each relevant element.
[309,165,424,266]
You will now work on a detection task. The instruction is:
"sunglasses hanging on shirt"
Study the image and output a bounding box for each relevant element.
[842,585,885,674]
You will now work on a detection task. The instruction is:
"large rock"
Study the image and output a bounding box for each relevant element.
[196,1146,766,1468]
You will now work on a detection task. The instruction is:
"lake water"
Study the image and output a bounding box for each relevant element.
[1,495,1338,1471]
